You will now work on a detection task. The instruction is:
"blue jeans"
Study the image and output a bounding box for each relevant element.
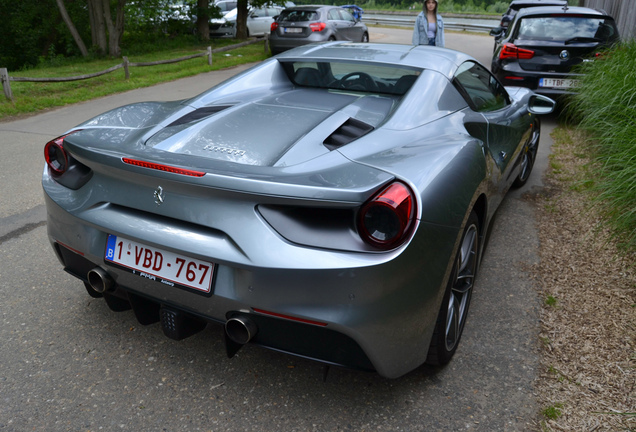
[428,37,436,46]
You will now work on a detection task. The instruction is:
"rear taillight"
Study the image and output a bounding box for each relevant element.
[44,132,80,174]
[500,43,535,60]
[309,22,326,32]
[358,182,416,249]
[271,22,279,32]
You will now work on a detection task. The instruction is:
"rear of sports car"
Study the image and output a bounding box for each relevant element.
[42,53,475,378]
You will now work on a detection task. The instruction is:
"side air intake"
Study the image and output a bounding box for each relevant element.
[167,105,233,127]
[323,118,374,150]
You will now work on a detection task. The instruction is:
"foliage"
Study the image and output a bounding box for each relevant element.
[565,40,636,251]
[125,0,221,36]
[0,0,90,70]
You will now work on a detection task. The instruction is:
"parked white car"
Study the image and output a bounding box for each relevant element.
[210,5,283,37]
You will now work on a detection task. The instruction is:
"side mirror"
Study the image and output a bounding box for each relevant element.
[489,27,504,37]
[528,94,556,115]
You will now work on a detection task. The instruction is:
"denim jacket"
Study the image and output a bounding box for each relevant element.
[412,12,445,47]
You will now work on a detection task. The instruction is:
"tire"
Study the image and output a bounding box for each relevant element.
[361,32,369,43]
[426,210,480,366]
[513,117,541,188]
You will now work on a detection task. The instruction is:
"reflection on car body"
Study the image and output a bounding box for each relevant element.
[42,43,554,378]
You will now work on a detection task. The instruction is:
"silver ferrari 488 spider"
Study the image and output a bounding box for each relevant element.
[43,42,554,378]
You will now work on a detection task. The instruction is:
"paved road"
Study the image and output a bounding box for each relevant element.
[0,29,555,431]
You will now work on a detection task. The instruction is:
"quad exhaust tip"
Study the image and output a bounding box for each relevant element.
[87,267,115,293]
[225,316,258,345]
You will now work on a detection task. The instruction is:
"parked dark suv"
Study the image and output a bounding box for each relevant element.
[491,6,619,96]
[490,0,567,42]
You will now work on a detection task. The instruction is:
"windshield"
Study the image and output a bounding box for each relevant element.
[281,61,421,95]
[517,15,618,41]
[278,9,320,22]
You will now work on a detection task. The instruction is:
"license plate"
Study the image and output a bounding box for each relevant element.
[539,78,580,89]
[105,235,214,293]
[284,27,302,33]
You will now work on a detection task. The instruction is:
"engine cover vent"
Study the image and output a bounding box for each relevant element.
[323,118,374,150]
[168,105,233,127]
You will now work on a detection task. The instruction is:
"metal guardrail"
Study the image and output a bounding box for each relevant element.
[364,16,496,33]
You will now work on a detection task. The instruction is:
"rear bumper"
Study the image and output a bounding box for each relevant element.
[494,63,581,96]
[43,176,458,378]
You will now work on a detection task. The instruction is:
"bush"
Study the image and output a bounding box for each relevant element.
[566,40,636,250]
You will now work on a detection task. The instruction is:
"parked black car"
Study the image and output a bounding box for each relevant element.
[490,6,619,96]
[493,0,567,36]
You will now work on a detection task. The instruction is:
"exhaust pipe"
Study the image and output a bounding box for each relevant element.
[87,267,115,293]
[225,316,258,345]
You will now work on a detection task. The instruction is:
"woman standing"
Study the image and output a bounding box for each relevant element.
[412,0,445,47]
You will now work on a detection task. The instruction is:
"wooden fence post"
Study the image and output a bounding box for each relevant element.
[1,68,13,101]
[207,46,212,66]
[123,57,130,80]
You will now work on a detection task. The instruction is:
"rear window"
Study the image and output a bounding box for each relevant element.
[517,16,618,41]
[278,10,319,22]
[281,61,421,95]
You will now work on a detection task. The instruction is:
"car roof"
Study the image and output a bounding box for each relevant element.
[274,42,473,78]
[508,0,566,9]
[515,5,612,18]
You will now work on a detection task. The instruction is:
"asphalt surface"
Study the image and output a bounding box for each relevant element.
[0,28,555,431]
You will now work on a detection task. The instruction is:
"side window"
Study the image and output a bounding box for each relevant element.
[340,9,355,22]
[328,9,341,21]
[453,62,509,112]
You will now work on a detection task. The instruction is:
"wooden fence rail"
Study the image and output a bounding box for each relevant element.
[1,38,267,101]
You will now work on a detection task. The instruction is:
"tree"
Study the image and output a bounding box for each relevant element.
[87,0,127,57]
[235,0,273,39]
[196,0,211,41]
[236,0,249,39]
[56,0,89,57]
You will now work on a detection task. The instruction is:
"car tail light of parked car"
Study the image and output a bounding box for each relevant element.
[309,22,326,32]
[499,43,535,60]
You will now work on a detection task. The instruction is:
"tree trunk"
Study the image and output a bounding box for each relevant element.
[236,0,248,39]
[88,0,107,55]
[197,0,210,41]
[56,0,89,57]
[101,0,126,57]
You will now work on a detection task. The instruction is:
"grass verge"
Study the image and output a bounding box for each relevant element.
[564,39,636,252]
[0,38,269,121]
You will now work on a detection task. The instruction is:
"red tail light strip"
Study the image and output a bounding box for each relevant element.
[252,308,328,326]
[122,158,206,177]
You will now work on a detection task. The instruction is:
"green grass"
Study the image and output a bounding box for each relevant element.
[0,37,269,120]
[565,39,636,252]
[542,403,564,420]
[545,295,557,307]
